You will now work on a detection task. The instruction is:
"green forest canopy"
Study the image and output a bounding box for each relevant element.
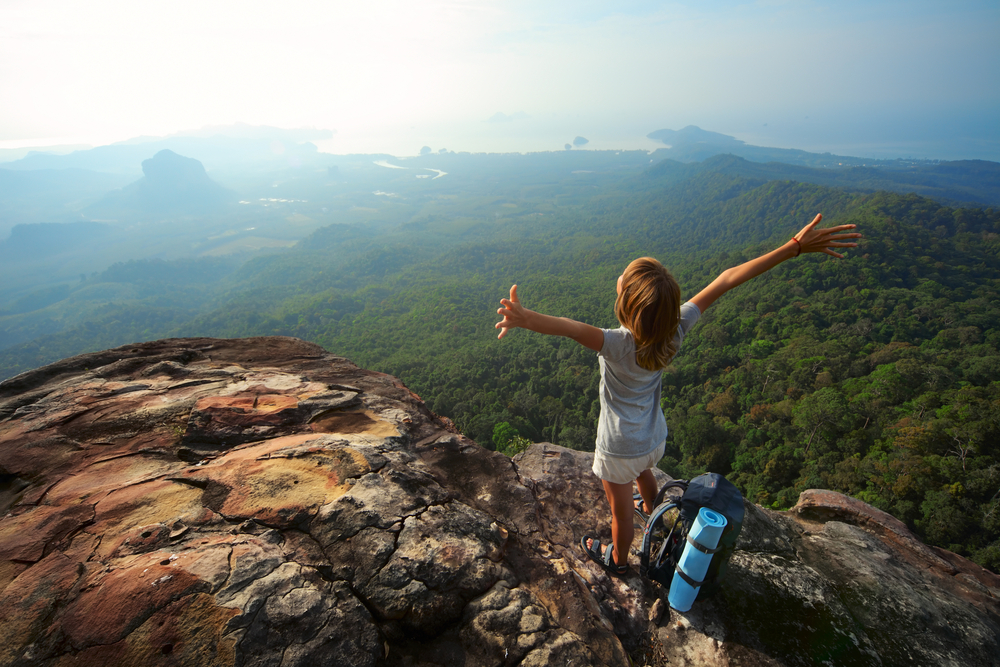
[2,163,998,572]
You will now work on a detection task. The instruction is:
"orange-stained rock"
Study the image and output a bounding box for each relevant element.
[0,503,95,562]
[49,593,238,667]
[88,479,207,558]
[309,409,400,437]
[60,554,209,649]
[0,559,29,593]
[0,552,83,665]
[44,451,188,506]
[0,338,612,667]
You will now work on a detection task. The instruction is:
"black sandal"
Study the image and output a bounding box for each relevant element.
[581,535,628,577]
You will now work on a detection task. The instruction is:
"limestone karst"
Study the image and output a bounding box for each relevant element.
[85,149,236,217]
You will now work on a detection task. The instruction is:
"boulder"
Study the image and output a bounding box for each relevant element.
[0,337,996,666]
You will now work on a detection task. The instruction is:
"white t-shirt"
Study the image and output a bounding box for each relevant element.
[596,301,701,458]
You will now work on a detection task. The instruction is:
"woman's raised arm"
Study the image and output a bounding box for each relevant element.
[496,285,605,351]
[690,214,861,313]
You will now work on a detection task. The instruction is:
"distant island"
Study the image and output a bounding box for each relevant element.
[648,125,896,168]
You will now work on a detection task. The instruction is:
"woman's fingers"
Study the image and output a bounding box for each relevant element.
[497,289,520,339]
[496,313,511,338]
[822,226,860,237]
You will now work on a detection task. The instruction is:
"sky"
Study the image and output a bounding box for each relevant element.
[1,0,998,159]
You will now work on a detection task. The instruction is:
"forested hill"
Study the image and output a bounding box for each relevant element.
[635,154,1000,208]
[2,161,998,572]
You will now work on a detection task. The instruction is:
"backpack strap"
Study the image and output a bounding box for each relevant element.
[653,479,688,509]
[640,501,680,576]
[686,534,721,555]
[674,565,704,588]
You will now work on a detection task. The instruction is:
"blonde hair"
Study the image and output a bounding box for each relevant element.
[615,257,681,371]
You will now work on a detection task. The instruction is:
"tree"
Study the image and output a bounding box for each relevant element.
[492,421,519,451]
[492,421,531,457]
[792,387,852,454]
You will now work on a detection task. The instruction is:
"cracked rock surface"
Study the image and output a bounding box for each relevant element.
[0,337,997,666]
[514,446,1000,666]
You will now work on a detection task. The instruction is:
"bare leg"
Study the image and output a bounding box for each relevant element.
[587,468,659,568]
[636,468,657,514]
[602,478,635,568]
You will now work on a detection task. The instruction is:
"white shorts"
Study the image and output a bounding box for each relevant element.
[592,441,666,485]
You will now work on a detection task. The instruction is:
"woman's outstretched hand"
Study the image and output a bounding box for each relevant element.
[496,284,525,339]
[495,285,604,350]
[794,213,862,258]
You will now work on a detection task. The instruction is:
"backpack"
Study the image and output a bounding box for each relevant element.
[639,472,745,598]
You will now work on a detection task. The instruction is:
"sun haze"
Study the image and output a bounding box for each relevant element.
[1,0,998,159]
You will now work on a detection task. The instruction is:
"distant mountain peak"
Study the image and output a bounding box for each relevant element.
[645,125,910,170]
[85,150,235,218]
[647,126,745,146]
[141,149,209,184]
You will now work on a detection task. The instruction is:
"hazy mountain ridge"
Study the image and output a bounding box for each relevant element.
[1,133,330,176]
[648,125,746,148]
[0,221,115,260]
[0,168,133,238]
[0,167,130,197]
[638,153,1000,208]
[646,125,971,171]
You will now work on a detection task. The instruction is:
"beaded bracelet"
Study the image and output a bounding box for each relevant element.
[790,237,802,257]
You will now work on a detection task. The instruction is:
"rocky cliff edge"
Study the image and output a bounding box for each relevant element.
[0,337,997,666]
